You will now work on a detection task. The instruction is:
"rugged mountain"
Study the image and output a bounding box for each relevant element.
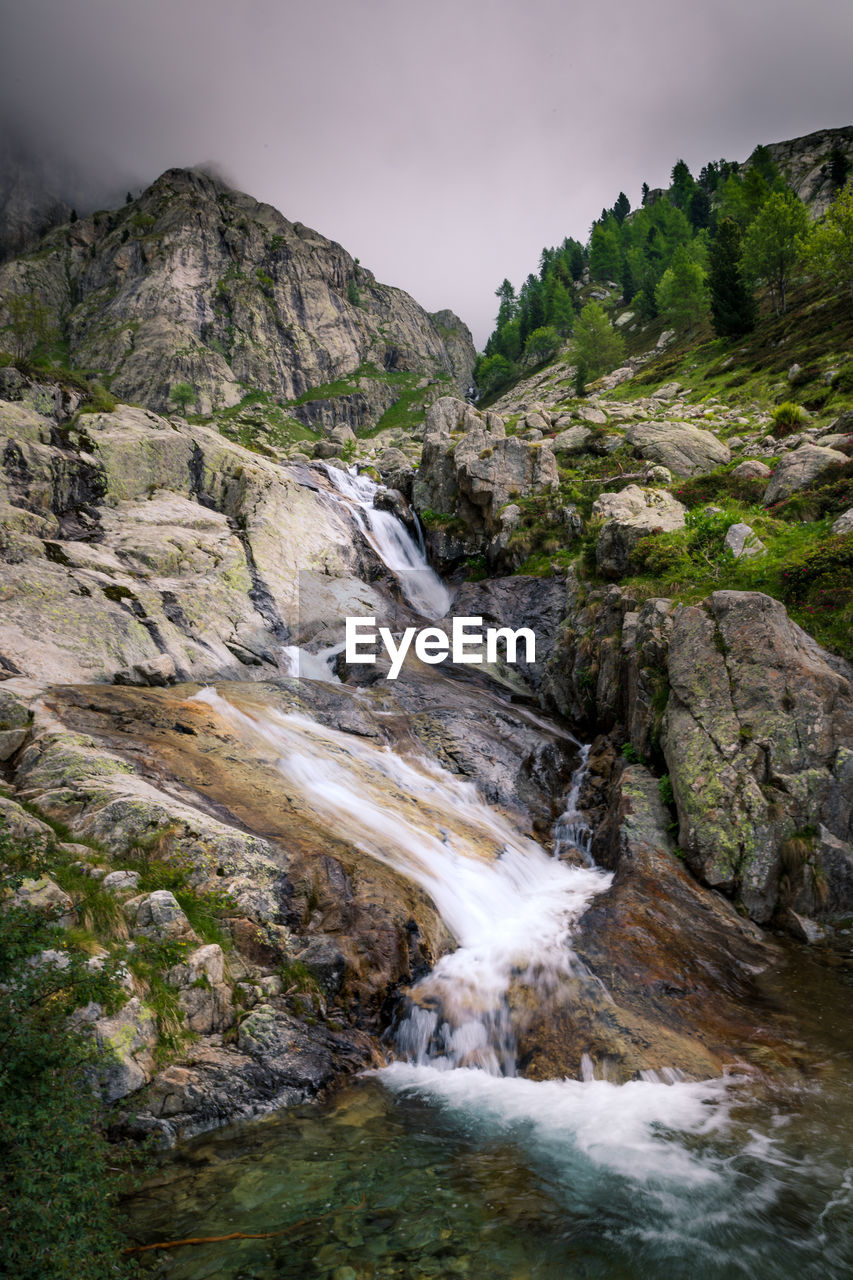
[0,167,474,426]
[762,124,853,216]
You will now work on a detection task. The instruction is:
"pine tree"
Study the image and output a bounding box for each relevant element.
[655,245,708,336]
[708,218,756,336]
[613,191,630,225]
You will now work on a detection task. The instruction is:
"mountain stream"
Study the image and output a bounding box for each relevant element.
[123,465,853,1278]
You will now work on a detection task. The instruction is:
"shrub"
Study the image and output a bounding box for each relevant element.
[772,400,807,436]
[780,532,853,607]
[0,826,137,1277]
[169,381,196,413]
[671,468,767,508]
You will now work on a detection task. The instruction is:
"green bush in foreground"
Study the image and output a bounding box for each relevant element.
[0,827,137,1279]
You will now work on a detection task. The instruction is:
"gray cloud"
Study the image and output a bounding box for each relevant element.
[2,0,852,345]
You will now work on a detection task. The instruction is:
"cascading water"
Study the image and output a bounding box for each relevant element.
[318,463,452,619]
[192,690,611,1082]
[128,686,853,1279]
[128,504,853,1277]
[552,744,594,865]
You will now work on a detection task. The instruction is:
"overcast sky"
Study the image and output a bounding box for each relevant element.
[2,0,852,346]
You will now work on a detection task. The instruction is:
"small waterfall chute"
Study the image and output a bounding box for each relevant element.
[319,463,452,620]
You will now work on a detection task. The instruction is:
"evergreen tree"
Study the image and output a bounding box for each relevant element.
[669,159,695,211]
[572,302,625,386]
[545,278,575,335]
[688,187,712,231]
[476,353,514,395]
[524,325,561,365]
[708,217,756,336]
[588,220,622,281]
[494,279,517,330]
[613,191,630,225]
[655,244,709,336]
[641,182,650,206]
[829,147,851,190]
[621,258,636,305]
[807,181,853,302]
[743,191,809,315]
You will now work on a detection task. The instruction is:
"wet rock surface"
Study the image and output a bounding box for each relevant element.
[516,760,791,1083]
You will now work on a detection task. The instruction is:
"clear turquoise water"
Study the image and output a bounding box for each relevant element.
[126,1047,853,1278]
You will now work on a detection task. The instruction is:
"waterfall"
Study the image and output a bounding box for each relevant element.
[191,687,611,1078]
[318,463,452,620]
[553,744,594,865]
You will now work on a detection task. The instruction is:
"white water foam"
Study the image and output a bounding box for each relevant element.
[191,687,611,1075]
[378,1063,733,1186]
[320,464,452,619]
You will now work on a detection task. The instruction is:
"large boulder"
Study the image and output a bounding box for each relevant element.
[592,485,686,578]
[763,443,848,505]
[0,392,390,683]
[414,396,558,548]
[516,763,782,1082]
[663,591,853,920]
[625,420,730,475]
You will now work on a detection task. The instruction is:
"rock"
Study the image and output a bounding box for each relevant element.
[575,404,607,425]
[783,911,827,944]
[413,397,558,554]
[0,794,54,849]
[295,936,347,997]
[517,763,779,1083]
[763,444,847,505]
[114,655,177,688]
[0,688,30,762]
[131,890,196,940]
[592,485,687,579]
[625,421,730,476]
[375,447,414,498]
[651,381,681,399]
[101,869,140,893]
[646,465,672,485]
[614,310,635,327]
[551,426,592,455]
[724,523,765,559]
[663,591,853,921]
[731,459,772,479]
[14,876,75,926]
[86,997,158,1104]
[832,508,853,536]
[0,396,388,683]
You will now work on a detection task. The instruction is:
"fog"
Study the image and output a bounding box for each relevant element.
[2,0,851,344]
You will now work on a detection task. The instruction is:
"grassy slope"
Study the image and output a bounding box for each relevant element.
[494,278,853,662]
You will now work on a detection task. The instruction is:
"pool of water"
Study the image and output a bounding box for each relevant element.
[125,991,853,1280]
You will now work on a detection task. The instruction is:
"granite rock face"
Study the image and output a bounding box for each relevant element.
[0,167,475,423]
[624,420,730,476]
[543,575,853,924]
[592,485,687,578]
[663,591,853,920]
[762,443,848,505]
[412,396,558,562]
[0,387,392,683]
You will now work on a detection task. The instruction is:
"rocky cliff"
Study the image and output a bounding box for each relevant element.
[763,124,853,217]
[0,167,475,427]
